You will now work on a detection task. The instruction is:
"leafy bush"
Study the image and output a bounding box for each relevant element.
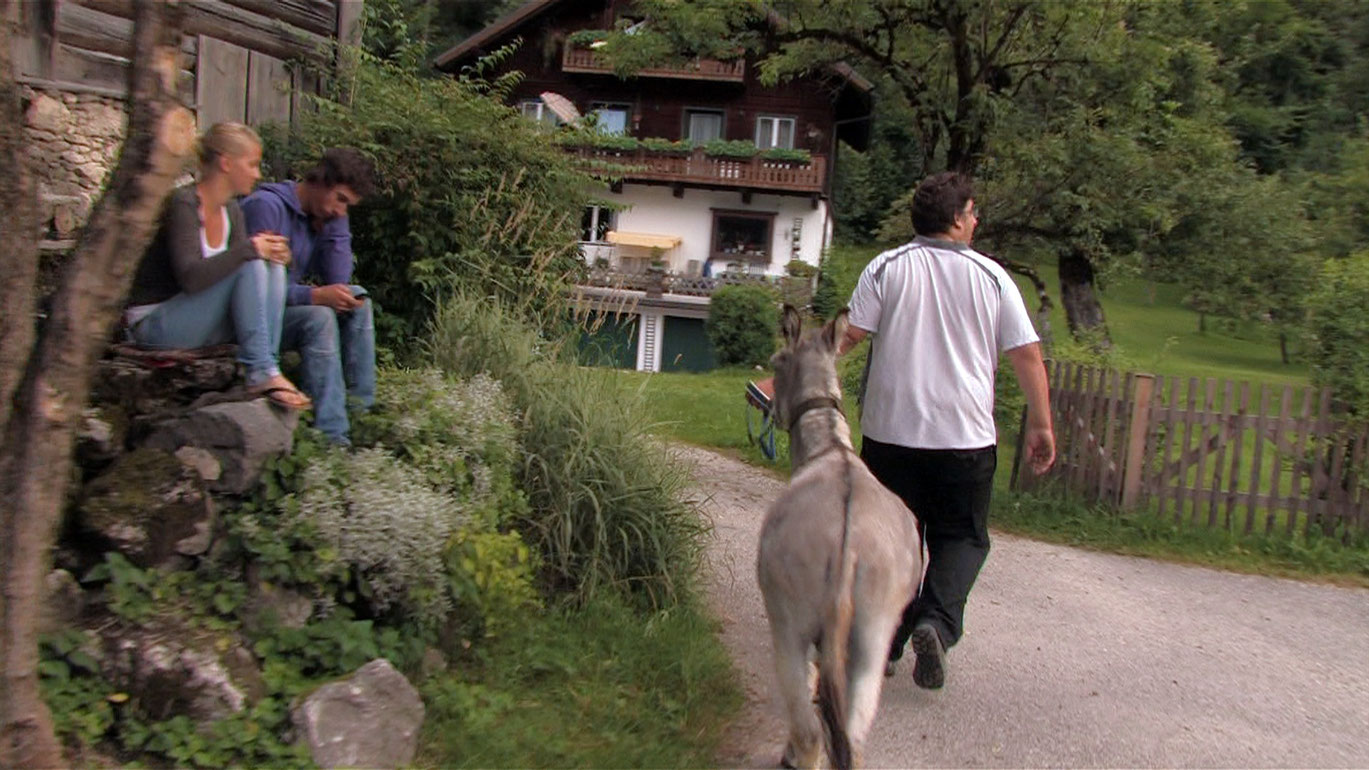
[263,54,594,353]
[785,259,817,278]
[641,136,693,154]
[429,294,706,606]
[1305,253,1369,415]
[707,284,780,366]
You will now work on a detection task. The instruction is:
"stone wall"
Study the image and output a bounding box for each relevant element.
[22,86,128,242]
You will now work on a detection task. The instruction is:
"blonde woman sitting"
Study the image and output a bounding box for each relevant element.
[124,122,309,409]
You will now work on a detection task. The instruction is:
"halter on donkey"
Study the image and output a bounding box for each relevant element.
[757,306,922,770]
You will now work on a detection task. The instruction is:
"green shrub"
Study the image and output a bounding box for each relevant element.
[262,55,594,355]
[707,284,780,366]
[429,294,706,606]
[785,259,817,278]
[445,530,542,638]
[641,136,693,154]
[1305,252,1369,415]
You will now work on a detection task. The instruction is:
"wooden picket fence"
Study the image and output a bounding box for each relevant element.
[1011,361,1369,538]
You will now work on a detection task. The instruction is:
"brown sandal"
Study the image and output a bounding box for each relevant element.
[249,378,312,410]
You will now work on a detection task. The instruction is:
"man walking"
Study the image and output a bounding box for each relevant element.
[242,148,377,445]
[839,171,1056,689]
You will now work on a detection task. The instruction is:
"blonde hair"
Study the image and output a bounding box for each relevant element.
[197,121,261,174]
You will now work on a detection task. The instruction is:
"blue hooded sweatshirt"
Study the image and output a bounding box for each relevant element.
[241,181,355,306]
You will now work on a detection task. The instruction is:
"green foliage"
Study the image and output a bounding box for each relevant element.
[759,147,813,164]
[1305,253,1369,415]
[81,552,245,629]
[39,631,115,750]
[707,284,780,367]
[419,594,741,768]
[701,138,759,159]
[264,55,593,354]
[785,259,817,278]
[640,136,694,154]
[445,530,542,637]
[429,294,707,606]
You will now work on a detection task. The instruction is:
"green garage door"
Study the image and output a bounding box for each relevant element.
[661,316,717,372]
[576,311,639,369]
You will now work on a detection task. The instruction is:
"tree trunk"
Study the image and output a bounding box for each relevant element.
[0,2,193,767]
[1057,247,1110,345]
[0,0,40,437]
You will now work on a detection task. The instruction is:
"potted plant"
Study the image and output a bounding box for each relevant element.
[702,139,760,160]
[759,147,813,166]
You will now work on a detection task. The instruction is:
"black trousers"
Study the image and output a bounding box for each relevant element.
[859,436,997,658]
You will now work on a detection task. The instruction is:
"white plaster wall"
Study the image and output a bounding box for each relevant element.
[604,184,830,275]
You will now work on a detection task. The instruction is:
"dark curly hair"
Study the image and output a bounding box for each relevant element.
[303,148,376,198]
[910,171,974,237]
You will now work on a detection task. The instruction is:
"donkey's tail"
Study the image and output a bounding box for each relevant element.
[817,462,857,770]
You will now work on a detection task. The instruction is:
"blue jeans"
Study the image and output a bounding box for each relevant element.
[130,259,285,387]
[282,286,375,444]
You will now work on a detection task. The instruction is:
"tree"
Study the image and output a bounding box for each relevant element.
[0,2,194,765]
[602,0,1249,341]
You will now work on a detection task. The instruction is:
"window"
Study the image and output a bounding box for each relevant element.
[755,116,796,150]
[591,103,631,135]
[581,206,616,243]
[685,109,723,144]
[712,210,774,263]
[519,100,561,126]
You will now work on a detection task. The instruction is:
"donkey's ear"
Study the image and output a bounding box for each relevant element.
[781,305,803,346]
[822,308,850,351]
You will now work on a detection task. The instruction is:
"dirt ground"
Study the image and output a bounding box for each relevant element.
[680,443,1369,769]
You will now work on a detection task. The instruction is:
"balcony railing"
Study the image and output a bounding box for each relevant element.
[567,146,827,194]
[562,46,746,82]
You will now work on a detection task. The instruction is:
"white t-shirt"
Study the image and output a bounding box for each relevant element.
[847,236,1039,450]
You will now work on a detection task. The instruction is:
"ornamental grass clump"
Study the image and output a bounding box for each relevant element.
[430,294,707,606]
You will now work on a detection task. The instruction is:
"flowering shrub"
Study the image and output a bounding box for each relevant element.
[295,447,468,621]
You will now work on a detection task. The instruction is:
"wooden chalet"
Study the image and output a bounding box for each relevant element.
[435,0,872,372]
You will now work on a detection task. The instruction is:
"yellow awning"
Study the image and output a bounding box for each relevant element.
[606,230,682,250]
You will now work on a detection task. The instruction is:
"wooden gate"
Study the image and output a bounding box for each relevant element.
[1012,362,1369,538]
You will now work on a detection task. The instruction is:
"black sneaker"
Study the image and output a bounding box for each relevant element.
[910,623,946,690]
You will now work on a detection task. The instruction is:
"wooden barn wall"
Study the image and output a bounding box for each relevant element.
[7,0,364,129]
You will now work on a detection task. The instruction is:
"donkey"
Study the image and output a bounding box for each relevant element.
[757,306,921,770]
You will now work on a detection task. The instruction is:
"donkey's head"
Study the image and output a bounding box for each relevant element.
[770,305,850,436]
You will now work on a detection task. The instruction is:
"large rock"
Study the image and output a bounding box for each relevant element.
[144,400,298,495]
[103,623,265,723]
[292,659,425,769]
[79,448,217,569]
[38,569,86,635]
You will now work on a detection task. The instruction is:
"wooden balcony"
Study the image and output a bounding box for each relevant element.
[562,46,746,82]
[566,146,828,194]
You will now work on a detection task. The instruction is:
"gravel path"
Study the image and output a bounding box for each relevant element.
[681,444,1369,769]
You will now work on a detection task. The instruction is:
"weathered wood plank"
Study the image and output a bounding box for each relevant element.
[1205,379,1230,527]
[55,3,198,60]
[336,0,363,47]
[69,0,331,62]
[1120,373,1155,509]
[1175,378,1199,523]
[246,50,291,126]
[1245,384,1269,534]
[9,0,57,79]
[1267,386,1293,534]
[1286,387,1315,535]
[227,0,336,37]
[196,35,248,129]
[1224,381,1248,530]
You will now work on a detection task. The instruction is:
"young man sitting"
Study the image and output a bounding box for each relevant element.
[242,148,377,445]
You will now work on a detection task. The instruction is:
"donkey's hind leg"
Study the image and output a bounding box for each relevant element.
[773,633,822,769]
[844,608,902,761]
